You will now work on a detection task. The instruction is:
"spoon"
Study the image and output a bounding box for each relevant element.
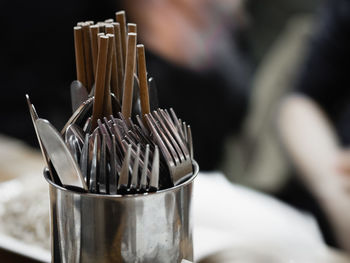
[70,80,88,113]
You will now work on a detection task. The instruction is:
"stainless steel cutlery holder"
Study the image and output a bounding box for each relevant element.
[44,162,198,263]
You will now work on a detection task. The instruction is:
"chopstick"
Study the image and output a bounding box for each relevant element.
[115,11,127,67]
[128,23,138,75]
[89,24,100,75]
[74,11,153,124]
[92,35,109,128]
[121,32,137,121]
[97,22,106,33]
[104,34,113,117]
[137,44,150,119]
[127,23,137,34]
[105,25,119,100]
[105,18,114,23]
[81,22,94,92]
[73,26,87,88]
[112,22,124,100]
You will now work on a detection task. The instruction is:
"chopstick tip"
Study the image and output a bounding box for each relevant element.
[116,10,126,15]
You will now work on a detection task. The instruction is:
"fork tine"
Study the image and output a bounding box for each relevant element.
[128,117,135,127]
[144,114,175,169]
[149,145,159,192]
[99,134,108,194]
[103,117,113,133]
[112,123,126,152]
[104,118,120,152]
[186,125,194,160]
[109,135,118,194]
[111,124,126,166]
[127,130,140,144]
[182,122,188,142]
[157,109,190,160]
[152,111,184,162]
[117,112,132,130]
[133,124,154,146]
[136,114,149,136]
[148,113,180,166]
[114,116,129,136]
[140,144,149,191]
[164,110,189,157]
[89,133,100,193]
[165,109,186,143]
[97,119,112,152]
[124,132,138,150]
[80,134,90,188]
[130,144,140,192]
[123,133,154,175]
[118,143,131,193]
[169,108,185,138]
[83,117,92,134]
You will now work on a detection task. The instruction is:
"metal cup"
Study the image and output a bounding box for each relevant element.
[44,162,199,263]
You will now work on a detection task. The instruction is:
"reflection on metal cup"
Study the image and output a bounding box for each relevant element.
[44,162,199,263]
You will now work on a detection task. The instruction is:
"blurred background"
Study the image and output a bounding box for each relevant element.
[1,0,350,262]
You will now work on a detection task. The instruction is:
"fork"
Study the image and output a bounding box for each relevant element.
[118,143,159,195]
[79,122,160,195]
[62,107,191,193]
[145,110,193,186]
[168,108,194,160]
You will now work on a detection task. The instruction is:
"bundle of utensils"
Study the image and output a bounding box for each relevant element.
[27,11,194,195]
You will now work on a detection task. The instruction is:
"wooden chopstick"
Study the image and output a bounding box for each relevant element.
[115,11,127,68]
[73,26,87,87]
[128,23,138,77]
[92,35,109,128]
[104,34,113,117]
[97,32,104,47]
[105,25,119,101]
[90,24,99,75]
[112,22,124,100]
[97,22,106,33]
[81,22,94,92]
[105,18,114,23]
[137,44,150,118]
[127,23,137,34]
[75,11,154,124]
[121,32,137,120]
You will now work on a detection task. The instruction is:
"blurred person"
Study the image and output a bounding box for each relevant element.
[0,0,251,172]
[123,0,252,170]
[278,0,350,252]
[245,0,320,66]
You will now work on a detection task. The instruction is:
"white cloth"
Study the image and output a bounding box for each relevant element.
[193,172,332,262]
